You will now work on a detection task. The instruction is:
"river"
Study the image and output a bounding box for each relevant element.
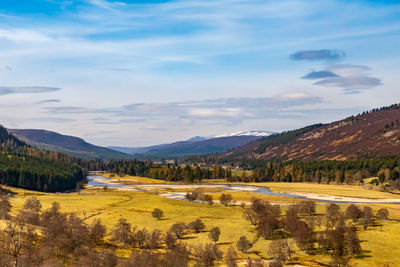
[87,175,400,204]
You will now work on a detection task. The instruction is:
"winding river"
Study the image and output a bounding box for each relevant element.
[87,175,400,204]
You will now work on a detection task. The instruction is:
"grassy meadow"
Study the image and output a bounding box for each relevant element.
[3,177,400,266]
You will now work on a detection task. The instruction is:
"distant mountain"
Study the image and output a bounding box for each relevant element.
[9,129,131,160]
[215,130,274,138]
[110,132,271,158]
[220,104,400,162]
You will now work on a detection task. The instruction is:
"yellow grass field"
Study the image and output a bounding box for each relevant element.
[4,181,400,266]
[246,182,400,200]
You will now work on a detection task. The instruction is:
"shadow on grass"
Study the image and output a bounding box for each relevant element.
[354,250,372,259]
[217,242,233,246]
[181,236,197,240]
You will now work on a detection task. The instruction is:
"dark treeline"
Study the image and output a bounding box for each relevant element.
[104,160,232,182]
[105,156,400,191]
[0,125,89,192]
[184,155,400,188]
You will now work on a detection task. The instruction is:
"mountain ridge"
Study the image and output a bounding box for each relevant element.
[9,128,131,160]
[220,104,400,162]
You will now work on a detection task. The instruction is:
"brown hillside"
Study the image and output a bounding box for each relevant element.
[232,108,400,161]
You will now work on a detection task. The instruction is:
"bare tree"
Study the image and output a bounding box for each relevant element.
[152,208,164,220]
[345,204,363,222]
[185,192,199,201]
[377,208,389,219]
[19,197,42,225]
[360,206,374,230]
[165,231,178,249]
[298,201,316,216]
[225,246,238,267]
[292,220,314,252]
[111,218,133,247]
[0,194,11,219]
[202,194,214,206]
[134,228,150,249]
[269,259,283,267]
[268,239,293,263]
[326,203,342,229]
[209,227,221,243]
[89,219,106,245]
[377,208,389,231]
[188,219,206,233]
[345,224,361,256]
[246,257,265,267]
[148,229,163,249]
[169,222,187,239]
[165,243,189,267]
[219,193,233,207]
[256,215,279,239]
[236,236,252,253]
[194,243,223,267]
[0,219,37,267]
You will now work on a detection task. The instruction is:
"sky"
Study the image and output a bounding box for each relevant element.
[0,0,399,146]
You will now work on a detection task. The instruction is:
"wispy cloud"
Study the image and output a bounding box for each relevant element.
[302,70,339,79]
[45,93,323,124]
[0,86,61,96]
[290,49,346,61]
[311,64,381,93]
[37,99,61,104]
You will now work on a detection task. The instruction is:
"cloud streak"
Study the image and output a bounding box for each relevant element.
[0,86,61,96]
[45,93,323,124]
[307,64,381,93]
[290,49,346,61]
[302,70,339,79]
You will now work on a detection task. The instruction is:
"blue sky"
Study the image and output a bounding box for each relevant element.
[0,0,399,146]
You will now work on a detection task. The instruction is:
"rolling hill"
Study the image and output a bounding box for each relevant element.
[9,129,131,160]
[223,104,400,162]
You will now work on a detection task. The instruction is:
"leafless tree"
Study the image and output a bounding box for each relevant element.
[202,194,214,206]
[194,243,223,267]
[236,236,252,253]
[0,194,11,219]
[148,229,163,249]
[268,239,293,263]
[209,227,221,243]
[89,219,106,245]
[225,246,238,267]
[188,218,206,233]
[152,208,164,220]
[345,204,363,222]
[169,222,187,239]
[165,231,178,249]
[111,218,133,247]
[219,193,233,207]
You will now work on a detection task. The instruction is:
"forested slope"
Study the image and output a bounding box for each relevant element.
[0,125,85,192]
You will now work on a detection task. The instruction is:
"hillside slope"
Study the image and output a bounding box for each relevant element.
[0,125,85,192]
[9,129,131,160]
[225,104,400,161]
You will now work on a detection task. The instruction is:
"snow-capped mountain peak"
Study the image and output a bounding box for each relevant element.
[214,130,274,138]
